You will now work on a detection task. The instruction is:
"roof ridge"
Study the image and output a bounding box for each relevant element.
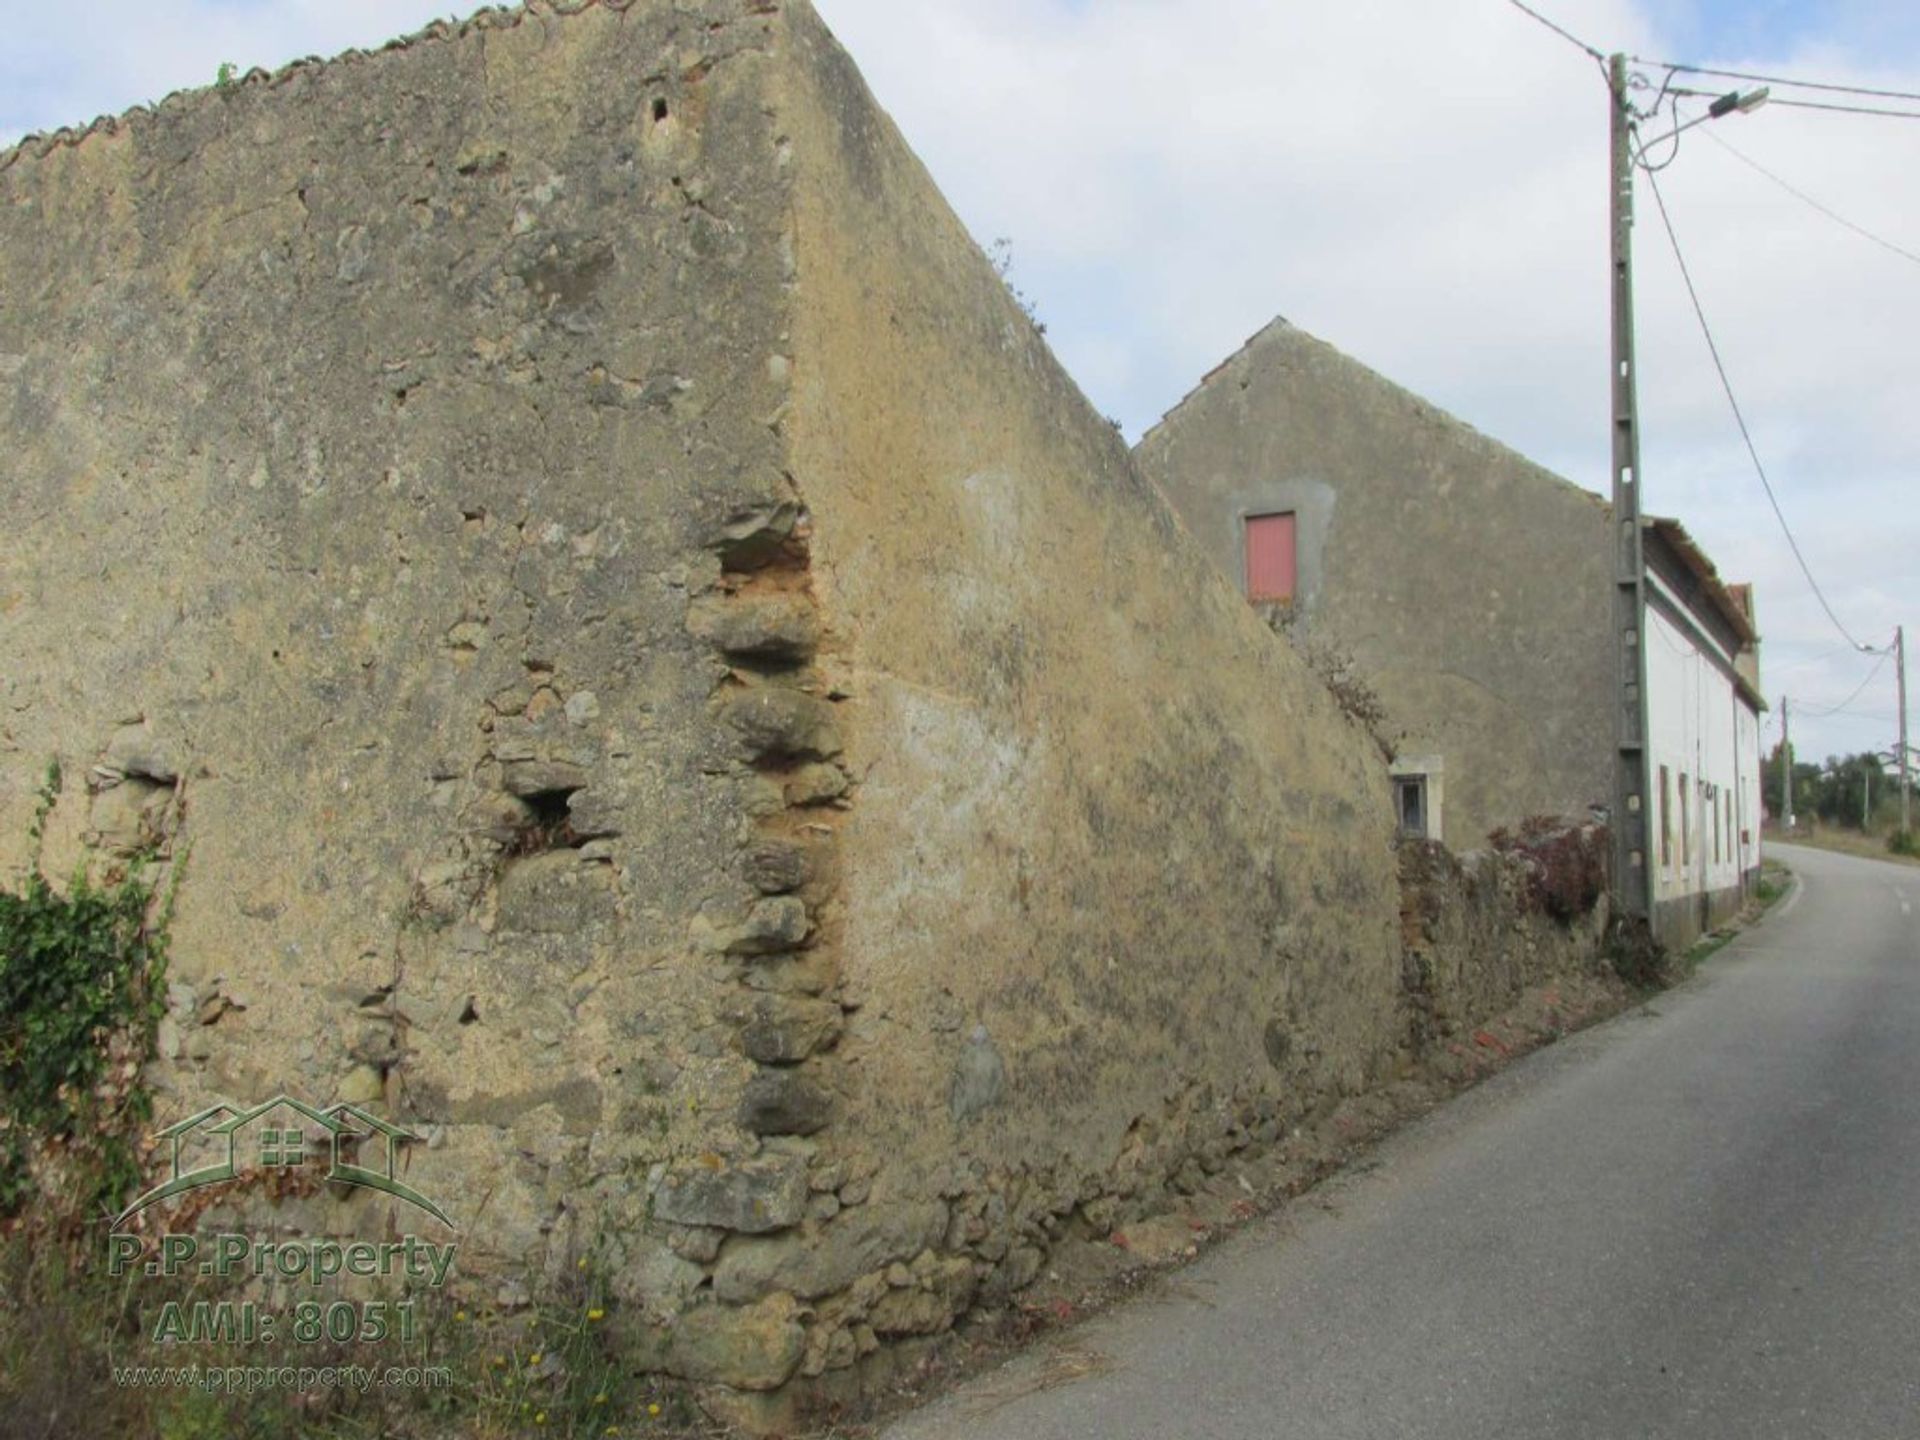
[1135,313,1293,446]
[0,0,654,177]
[1138,313,1609,513]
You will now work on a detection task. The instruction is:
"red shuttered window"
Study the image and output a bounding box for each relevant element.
[1245,512,1297,603]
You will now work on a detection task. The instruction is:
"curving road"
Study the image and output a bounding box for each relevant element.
[885,842,1920,1440]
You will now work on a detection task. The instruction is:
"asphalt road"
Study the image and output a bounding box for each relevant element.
[885,843,1920,1440]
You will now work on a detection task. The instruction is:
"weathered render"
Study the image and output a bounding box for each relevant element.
[0,0,1411,1406]
[1135,318,1617,848]
[0,0,1623,1420]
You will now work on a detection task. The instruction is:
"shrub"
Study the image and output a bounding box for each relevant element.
[0,761,175,1231]
[1487,816,1608,924]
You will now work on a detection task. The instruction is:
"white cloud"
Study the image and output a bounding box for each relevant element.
[813,0,1920,768]
[4,0,1915,767]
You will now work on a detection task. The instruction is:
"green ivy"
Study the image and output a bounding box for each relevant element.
[0,762,175,1220]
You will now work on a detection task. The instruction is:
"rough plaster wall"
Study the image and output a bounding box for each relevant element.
[0,1,802,1270]
[0,0,1610,1413]
[1135,320,1615,847]
[779,0,1402,1266]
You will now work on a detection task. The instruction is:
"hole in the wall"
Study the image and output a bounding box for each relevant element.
[652,97,670,123]
[502,788,582,856]
[457,997,479,1025]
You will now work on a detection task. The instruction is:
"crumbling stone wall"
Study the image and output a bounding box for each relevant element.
[0,0,1613,1422]
[1397,830,1612,1060]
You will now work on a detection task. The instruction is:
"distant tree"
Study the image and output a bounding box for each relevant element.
[1767,742,1896,830]
[1762,739,1826,825]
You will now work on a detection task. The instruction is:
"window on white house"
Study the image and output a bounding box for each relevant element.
[1660,766,1673,871]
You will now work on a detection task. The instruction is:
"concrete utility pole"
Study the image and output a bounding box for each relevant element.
[1899,625,1911,834]
[1608,52,1653,923]
[1781,695,1794,829]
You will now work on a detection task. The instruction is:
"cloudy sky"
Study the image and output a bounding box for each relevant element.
[3,0,1915,772]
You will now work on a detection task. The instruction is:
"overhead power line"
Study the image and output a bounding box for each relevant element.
[1639,163,1879,654]
[1767,96,1920,122]
[1632,59,1920,106]
[1502,0,1604,63]
[1798,647,1893,717]
[1666,83,1920,124]
[1702,130,1920,270]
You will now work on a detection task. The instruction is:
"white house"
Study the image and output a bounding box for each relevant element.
[1641,517,1765,950]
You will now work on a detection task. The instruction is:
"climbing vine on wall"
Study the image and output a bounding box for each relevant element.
[0,762,176,1228]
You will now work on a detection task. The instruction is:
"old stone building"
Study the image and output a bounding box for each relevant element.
[1136,316,1763,947]
[1,0,1624,1422]
[1136,317,1619,850]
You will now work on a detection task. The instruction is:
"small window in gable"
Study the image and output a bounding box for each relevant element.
[1395,776,1428,839]
[1245,512,1298,604]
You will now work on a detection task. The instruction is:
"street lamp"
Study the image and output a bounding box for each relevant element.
[1634,88,1770,156]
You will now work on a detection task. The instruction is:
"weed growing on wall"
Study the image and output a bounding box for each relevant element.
[0,761,176,1229]
[1260,606,1394,756]
[988,236,1047,335]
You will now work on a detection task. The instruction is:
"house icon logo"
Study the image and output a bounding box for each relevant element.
[113,1094,453,1230]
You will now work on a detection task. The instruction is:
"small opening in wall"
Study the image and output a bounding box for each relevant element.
[652,97,670,122]
[505,787,581,855]
[457,997,479,1025]
[1395,776,1428,839]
